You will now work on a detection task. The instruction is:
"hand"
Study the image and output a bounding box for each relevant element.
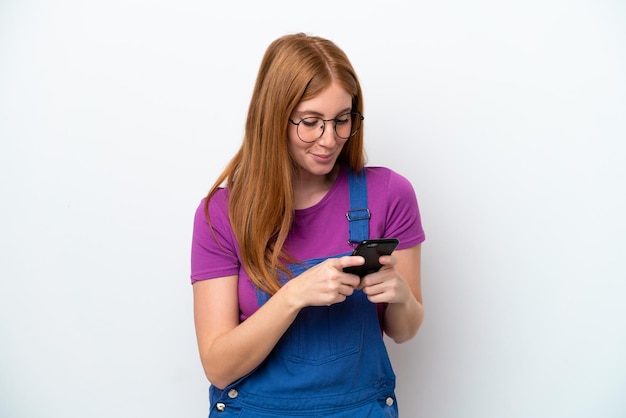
[358,255,412,305]
[285,256,364,308]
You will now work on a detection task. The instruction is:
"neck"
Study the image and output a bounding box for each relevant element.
[293,165,340,209]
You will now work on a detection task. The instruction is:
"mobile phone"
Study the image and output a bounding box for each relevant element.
[343,238,399,277]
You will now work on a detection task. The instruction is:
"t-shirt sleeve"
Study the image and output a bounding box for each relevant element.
[190,191,241,284]
[377,169,426,250]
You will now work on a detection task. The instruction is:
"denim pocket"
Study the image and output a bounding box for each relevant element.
[280,293,367,365]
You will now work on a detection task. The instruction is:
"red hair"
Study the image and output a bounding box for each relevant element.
[206,33,366,295]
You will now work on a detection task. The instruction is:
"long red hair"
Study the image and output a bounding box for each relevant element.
[206,33,366,295]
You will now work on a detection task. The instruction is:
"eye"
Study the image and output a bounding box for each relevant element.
[301,117,321,127]
[335,113,351,125]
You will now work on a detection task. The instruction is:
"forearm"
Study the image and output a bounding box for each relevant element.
[380,245,423,343]
[200,284,301,389]
[383,296,424,343]
[196,257,363,388]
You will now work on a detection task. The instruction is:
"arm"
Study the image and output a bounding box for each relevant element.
[193,275,300,389]
[193,256,363,389]
[359,244,424,343]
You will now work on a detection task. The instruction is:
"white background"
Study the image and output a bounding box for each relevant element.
[1,1,625,417]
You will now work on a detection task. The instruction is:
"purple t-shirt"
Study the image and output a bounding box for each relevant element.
[191,166,425,321]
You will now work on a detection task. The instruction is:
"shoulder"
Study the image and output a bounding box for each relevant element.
[364,166,425,248]
[365,166,410,181]
[193,188,234,243]
[206,187,230,214]
[194,188,229,222]
[365,166,416,195]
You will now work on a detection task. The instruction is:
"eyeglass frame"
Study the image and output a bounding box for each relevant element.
[288,111,364,143]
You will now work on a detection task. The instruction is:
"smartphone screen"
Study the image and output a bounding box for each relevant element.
[342,238,399,277]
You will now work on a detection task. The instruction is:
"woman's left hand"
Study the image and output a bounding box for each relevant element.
[357,255,412,305]
[358,245,423,343]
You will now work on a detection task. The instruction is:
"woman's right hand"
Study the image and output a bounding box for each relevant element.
[282,256,364,308]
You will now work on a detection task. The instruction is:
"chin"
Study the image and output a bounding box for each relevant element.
[313,160,339,173]
[295,161,335,178]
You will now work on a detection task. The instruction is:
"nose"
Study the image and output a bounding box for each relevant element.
[316,121,338,146]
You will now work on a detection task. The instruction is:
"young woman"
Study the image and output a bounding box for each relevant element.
[191,33,425,417]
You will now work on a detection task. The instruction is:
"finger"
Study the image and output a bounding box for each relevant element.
[342,273,362,289]
[339,284,356,297]
[338,255,365,269]
[361,280,382,296]
[377,255,395,267]
[360,271,384,287]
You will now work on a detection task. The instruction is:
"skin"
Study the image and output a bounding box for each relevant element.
[193,82,424,389]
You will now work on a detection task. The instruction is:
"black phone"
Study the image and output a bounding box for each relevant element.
[342,238,399,277]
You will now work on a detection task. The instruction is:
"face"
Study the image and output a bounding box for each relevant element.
[287,82,353,182]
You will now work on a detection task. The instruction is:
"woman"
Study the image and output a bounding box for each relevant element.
[191,33,425,417]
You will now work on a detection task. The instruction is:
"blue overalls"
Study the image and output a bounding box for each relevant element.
[208,170,399,417]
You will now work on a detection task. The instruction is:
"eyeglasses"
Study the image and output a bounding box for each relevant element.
[289,111,364,143]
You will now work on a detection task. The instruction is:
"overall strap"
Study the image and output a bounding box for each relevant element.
[346,168,370,244]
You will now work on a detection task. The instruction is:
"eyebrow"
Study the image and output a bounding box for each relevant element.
[292,107,352,118]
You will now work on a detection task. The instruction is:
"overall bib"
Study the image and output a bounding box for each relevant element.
[208,170,398,417]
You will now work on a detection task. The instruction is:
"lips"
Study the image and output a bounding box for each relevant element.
[310,153,335,163]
